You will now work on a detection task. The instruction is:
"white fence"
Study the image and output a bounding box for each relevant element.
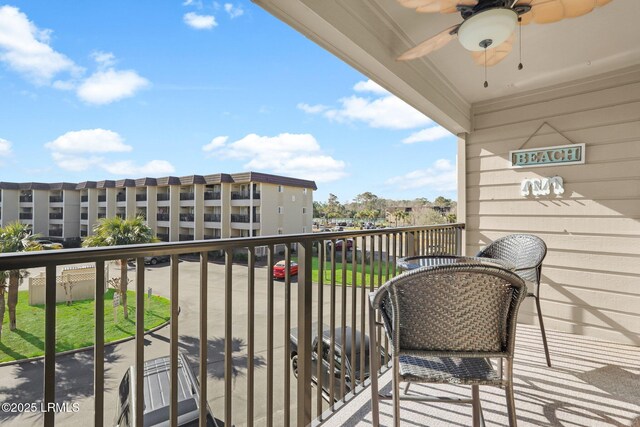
[28,265,108,305]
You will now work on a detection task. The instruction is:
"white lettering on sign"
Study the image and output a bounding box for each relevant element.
[521,176,565,197]
[510,144,585,168]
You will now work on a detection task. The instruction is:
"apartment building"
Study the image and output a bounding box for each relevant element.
[0,172,316,244]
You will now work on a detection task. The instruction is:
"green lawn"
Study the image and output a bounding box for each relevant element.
[0,290,170,363]
[301,256,395,286]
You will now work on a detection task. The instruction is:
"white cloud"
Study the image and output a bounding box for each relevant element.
[76,69,149,104]
[205,133,347,182]
[102,160,175,176]
[385,159,457,191]
[297,103,329,114]
[402,126,451,144]
[224,3,244,18]
[0,138,12,157]
[50,153,103,172]
[45,129,132,153]
[0,5,81,84]
[202,136,228,152]
[353,79,389,95]
[184,12,217,29]
[91,51,116,68]
[300,79,432,130]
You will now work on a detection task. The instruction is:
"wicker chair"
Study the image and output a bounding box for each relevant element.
[476,234,550,367]
[369,263,527,427]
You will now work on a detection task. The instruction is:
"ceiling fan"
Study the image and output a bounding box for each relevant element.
[397,0,613,72]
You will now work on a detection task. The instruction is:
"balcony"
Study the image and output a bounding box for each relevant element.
[80,230,87,237]
[157,193,170,201]
[253,192,261,199]
[231,191,250,200]
[19,195,32,203]
[157,233,169,242]
[230,214,250,223]
[97,213,106,219]
[81,195,88,202]
[157,213,170,221]
[179,213,194,222]
[49,196,63,203]
[19,212,32,219]
[204,191,221,200]
[135,194,147,202]
[81,213,88,220]
[178,234,194,241]
[254,214,260,223]
[116,194,126,202]
[204,213,221,222]
[116,213,126,219]
[180,192,194,201]
[48,229,62,237]
[97,195,106,202]
[203,235,221,240]
[49,212,63,220]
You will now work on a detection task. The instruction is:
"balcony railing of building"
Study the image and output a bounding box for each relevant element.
[230,214,250,223]
[80,230,87,237]
[203,235,221,239]
[231,191,250,200]
[97,213,106,219]
[49,196,63,203]
[179,234,194,241]
[157,193,170,201]
[49,213,63,220]
[180,192,195,201]
[157,213,170,221]
[116,213,126,219]
[48,229,63,237]
[179,213,194,222]
[19,212,33,220]
[19,195,33,203]
[135,194,147,202]
[98,195,107,202]
[81,195,89,202]
[116,194,126,202]
[81,213,88,220]
[204,191,221,200]
[253,192,261,199]
[254,214,260,223]
[204,213,221,222]
[0,224,463,427]
[157,233,169,242]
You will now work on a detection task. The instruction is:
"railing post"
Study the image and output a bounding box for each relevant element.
[297,238,313,427]
[407,232,416,257]
[44,265,56,427]
[456,225,463,256]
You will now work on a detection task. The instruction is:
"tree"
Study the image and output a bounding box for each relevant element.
[0,222,42,332]
[0,271,6,341]
[434,196,452,207]
[82,216,157,319]
[324,193,346,221]
[393,209,410,226]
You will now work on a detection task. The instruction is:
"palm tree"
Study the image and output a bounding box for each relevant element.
[82,216,157,319]
[0,221,42,331]
[0,271,7,341]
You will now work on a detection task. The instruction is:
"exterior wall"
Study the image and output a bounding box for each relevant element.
[32,190,48,236]
[62,189,80,238]
[0,189,19,226]
[466,67,640,345]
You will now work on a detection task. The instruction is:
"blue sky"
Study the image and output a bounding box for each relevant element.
[0,0,457,203]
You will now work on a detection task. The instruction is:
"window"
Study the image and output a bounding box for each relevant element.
[278,185,283,193]
[302,207,307,214]
[278,228,283,235]
[277,206,283,214]
[291,195,296,202]
[303,188,307,194]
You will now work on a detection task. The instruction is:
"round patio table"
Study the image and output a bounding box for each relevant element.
[396,255,516,273]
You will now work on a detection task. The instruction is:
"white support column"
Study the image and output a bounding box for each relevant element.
[456,133,467,255]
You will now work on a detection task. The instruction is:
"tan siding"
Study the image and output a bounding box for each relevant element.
[466,67,640,345]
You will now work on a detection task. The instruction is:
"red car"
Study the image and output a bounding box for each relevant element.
[273,261,299,279]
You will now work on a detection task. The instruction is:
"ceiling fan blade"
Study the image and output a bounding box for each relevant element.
[397,25,459,61]
[470,34,515,67]
[517,0,614,25]
[398,0,477,14]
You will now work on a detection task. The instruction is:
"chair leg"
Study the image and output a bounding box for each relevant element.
[505,359,518,427]
[393,356,401,427]
[471,385,482,427]
[404,382,411,394]
[369,303,380,427]
[534,295,552,367]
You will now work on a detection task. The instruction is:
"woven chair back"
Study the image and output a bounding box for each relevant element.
[477,234,547,283]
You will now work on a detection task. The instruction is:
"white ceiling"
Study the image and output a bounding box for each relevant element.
[255,0,640,132]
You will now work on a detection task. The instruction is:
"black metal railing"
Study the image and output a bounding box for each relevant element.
[80,230,87,237]
[157,213,170,221]
[0,224,464,427]
[254,214,260,223]
[180,192,194,201]
[81,213,88,220]
[49,213,63,220]
[136,194,147,202]
[204,213,221,222]
[231,191,250,200]
[231,214,250,223]
[179,213,194,222]
[19,212,32,219]
[48,229,63,237]
[116,194,126,202]
[157,233,169,242]
[81,195,89,202]
[157,193,170,201]
[98,195,107,202]
[203,235,221,240]
[97,213,106,219]
[49,196,63,203]
[19,195,32,203]
[116,213,126,219]
[204,191,221,200]
[253,192,261,199]
[179,234,194,241]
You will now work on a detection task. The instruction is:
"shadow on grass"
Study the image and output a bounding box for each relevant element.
[11,329,44,351]
[0,346,122,422]
[0,342,27,361]
[178,335,266,381]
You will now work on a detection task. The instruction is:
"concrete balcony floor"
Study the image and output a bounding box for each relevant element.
[323,325,640,427]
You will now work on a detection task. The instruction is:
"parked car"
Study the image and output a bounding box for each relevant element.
[35,239,63,250]
[144,255,171,265]
[289,325,381,402]
[273,260,299,279]
[327,239,353,251]
[114,352,219,426]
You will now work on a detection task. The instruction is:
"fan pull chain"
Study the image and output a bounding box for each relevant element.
[484,47,488,88]
[518,16,523,70]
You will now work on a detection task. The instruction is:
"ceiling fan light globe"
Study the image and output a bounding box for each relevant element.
[458,8,518,52]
